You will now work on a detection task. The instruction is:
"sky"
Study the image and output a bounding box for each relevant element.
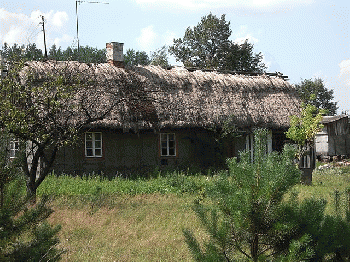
[1,0,350,113]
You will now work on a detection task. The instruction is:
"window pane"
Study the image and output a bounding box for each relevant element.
[162,148,168,156]
[94,133,101,140]
[169,148,175,156]
[86,141,93,148]
[86,149,93,156]
[86,133,93,140]
[161,134,167,141]
[95,149,102,156]
[169,141,174,148]
[95,140,101,149]
[161,141,167,148]
[168,134,174,141]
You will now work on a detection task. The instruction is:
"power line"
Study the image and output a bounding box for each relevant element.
[26,23,41,45]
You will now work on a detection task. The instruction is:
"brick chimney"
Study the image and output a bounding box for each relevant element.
[106,42,124,68]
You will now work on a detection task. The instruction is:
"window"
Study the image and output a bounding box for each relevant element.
[9,138,20,158]
[245,130,272,159]
[160,133,176,156]
[85,132,102,157]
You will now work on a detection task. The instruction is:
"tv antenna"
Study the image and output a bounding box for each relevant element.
[75,0,109,53]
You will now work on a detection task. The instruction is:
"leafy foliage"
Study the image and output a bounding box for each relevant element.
[1,43,106,63]
[286,103,326,147]
[295,78,338,115]
[48,44,106,63]
[0,131,63,261]
[150,45,170,67]
[169,13,266,72]
[124,48,150,67]
[0,43,43,62]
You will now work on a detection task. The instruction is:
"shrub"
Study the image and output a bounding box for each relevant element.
[184,129,350,261]
[0,131,63,261]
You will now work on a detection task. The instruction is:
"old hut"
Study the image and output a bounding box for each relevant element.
[19,42,301,176]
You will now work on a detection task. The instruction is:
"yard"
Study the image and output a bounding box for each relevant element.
[36,165,350,262]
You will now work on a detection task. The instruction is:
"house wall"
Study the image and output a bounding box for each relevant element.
[52,128,288,177]
[53,128,202,177]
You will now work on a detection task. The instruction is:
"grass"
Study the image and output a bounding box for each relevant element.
[48,194,207,261]
[34,166,350,261]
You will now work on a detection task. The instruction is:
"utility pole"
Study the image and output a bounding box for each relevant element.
[40,15,48,59]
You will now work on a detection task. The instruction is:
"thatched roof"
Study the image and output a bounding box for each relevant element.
[21,61,300,131]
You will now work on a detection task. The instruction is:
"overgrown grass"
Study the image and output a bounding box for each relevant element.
[30,167,350,261]
[294,165,350,216]
[38,171,210,196]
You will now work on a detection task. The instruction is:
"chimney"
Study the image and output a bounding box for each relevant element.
[106,42,124,68]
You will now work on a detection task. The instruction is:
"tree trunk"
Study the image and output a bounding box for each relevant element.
[251,232,259,262]
[26,178,37,204]
[0,183,4,208]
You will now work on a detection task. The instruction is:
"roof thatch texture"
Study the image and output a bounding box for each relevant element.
[22,61,300,131]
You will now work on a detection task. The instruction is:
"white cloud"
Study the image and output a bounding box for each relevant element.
[260,51,282,72]
[54,34,74,47]
[234,34,259,45]
[339,60,350,86]
[3,26,24,44]
[0,8,71,50]
[261,53,272,71]
[30,10,47,24]
[233,25,259,44]
[30,10,68,28]
[329,60,350,114]
[134,0,314,10]
[136,25,158,52]
[52,11,69,28]
[136,26,177,52]
[162,30,177,46]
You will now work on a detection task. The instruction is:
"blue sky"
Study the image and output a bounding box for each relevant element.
[1,0,350,113]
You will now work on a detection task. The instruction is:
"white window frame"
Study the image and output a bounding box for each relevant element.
[245,130,273,158]
[9,138,20,158]
[85,132,102,157]
[160,133,176,157]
